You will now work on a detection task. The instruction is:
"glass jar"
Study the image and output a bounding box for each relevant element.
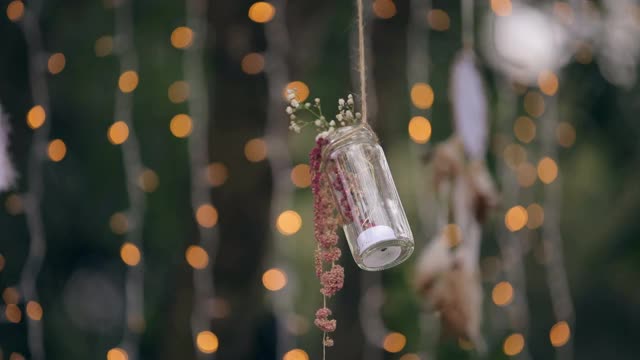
[323,125,414,271]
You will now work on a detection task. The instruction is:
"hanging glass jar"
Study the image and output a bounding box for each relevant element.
[322,124,414,271]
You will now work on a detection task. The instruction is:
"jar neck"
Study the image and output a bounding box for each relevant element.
[320,124,378,163]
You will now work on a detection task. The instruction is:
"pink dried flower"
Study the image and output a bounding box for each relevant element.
[314,318,337,332]
[320,265,344,297]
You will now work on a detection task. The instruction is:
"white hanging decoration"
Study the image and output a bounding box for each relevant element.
[481,2,570,85]
[450,50,489,160]
[0,105,16,192]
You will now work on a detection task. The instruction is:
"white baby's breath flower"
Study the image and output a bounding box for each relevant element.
[346,110,353,119]
[329,120,336,126]
[338,98,345,106]
[320,116,325,121]
[315,98,320,104]
[336,114,343,121]
[291,100,299,108]
[315,119,322,126]
[347,97,354,105]
[340,121,346,126]
[287,92,296,101]
[328,127,335,132]
[305,103,311,108]
[355,112,362,119]
[290,115,296,120]
[286,106,293,114]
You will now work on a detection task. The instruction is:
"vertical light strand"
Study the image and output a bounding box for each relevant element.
[113,0,147,358]
[461,0,474,48]
[352,2,383,359]
[495,80,532,360]
[183,0,219,358]
[406,0,439,358]
[540,86,575,360]
[17,0,50,358]
[263,0,295,357]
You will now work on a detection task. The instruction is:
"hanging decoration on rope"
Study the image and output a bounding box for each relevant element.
[285,0,414,352]
[0,105,16,192]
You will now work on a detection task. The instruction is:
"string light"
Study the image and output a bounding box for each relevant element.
[137,169,159,193]
[537,157,558,184]
[6,0,24,22]
[26,105,46,129]
[195,204,219,228]
[513,116,536,143]
[169,114,193,138]
[283,349,309,360]
[503,333,525,356]
[206,162,229,187]
[5,194,24,215]
[241,53,265,75]
[372,0,396,19]
[492,281,514,306]
[248,2,276,23]
[524,91,545,118]
[170,26,194,49]
[26,300,43,320]
[526,203,544,229]
[167,81,190,104]
[118,71,139,93]
[244,138,268,162]
[290,164,311,188]
[47,139,67,162]
[491,0,512,17]
[427,9,450,31]
[196,331,219,354]
[516,162,537,188]
[106,348,129,360]
[120,243,141,266]
[283,81,309,102]
[408,116,432,144]
[382,332,407,353]
[185,245,209,270]
[109,212,129,235]
[538,70,559,96]
[549,321,571,347]
[95,35,114,57]
[505,205,528,232]
[410,83,434,109]
[556,122,576,147]
[108,121,130,145]
[47,53,66,75]
[276,210,302,235]
[262,268,287,291]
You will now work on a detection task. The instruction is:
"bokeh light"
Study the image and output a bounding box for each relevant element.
[516,162,537,188]
[244,138,268,162]
[5,304,22,323]
[290,164,312,188]
[0,254,5,272]
[410,83,434,109]
[110,212,129,235]
[505,205,528,232]
[27,105,46,129]
[95,35,114,57]
[168,81,190,103]
[428,9,450,31]
[26,300,43,320]
[537,157,558,184]
[248,2,275,23]
[538,70,559,96]
[283,81,309,102]
[118,70,139,93]
[171,26,194,49]
[196,204,219,228]
[108,121,129,145]
[276,210,302,235]
[5,193,24,215]
[556,122,576,147]
[503,143,527,169]
[283,349,309,360]
[513,116,536,143]
[503,333,525,356]
[399,354,420,360]
[170,114,193,138]
[408,116,432,144]
[197,331,219,353]
[137,169,159,193]
[186,245,209,270]
[382,332,406,353]
[550,321,571,347]
[6,0,24,22]
[372,0,396,19]
[262,268,287,291]
[207,162,229,187]
[107,348,128,360]
[9,353,25,360]
[492,281,514,306]
[526,203,544,229]
[553,2,574,25]
[524,91,545,117]
[47,53,66,75]
[241,53,265,75]
[491,0,512,17]
[120,242,141,266]
[48,139,67,162]
[3,287,19,304]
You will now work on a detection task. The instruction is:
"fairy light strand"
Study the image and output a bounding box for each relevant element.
[17,0,51,358]
[182,0,220,358]
[263,0,296,357]
[113,0,147,358]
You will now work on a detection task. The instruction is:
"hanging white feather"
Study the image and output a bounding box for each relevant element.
[0,105,16,192]
[450,50,489,160]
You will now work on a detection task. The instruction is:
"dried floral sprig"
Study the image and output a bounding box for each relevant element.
[286,89,362,134]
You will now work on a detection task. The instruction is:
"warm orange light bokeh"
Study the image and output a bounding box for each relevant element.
[120,242,141,266]
[207,162,229,187]
[556,122,576,148]
[241,53,265,75]
[514,116,536,144]
[408,116,432,144]
[119,70,139,93]
[27,105,46,129]
[550,321,571,347]
[244,138,268,162]
[5,304,22,323]
[516,162,537,188]
[171,26,194,49]
[537,157,558,184]
[3,287,19,304]
[526,203,544,229]
[505,205,528,232]
[196,204,219,228]
[373,0,397,19]
[283,349,309,360]
[538,70,559,96]
[170,114,193,138]
[492,281,514,306]
[503,143,527,170]
[138,169,159,193]
[6,0,24,22]
[95,35,114,57]
[411,83,435,109]
[383,332,407,353]
[107,348,128,360]
[290,164,312,188]
[26,300,43,321]
[197,331,219,353]
[491,0,512,17]
[168,81,190,103]
[524,91,545,118]
[47,53,66,75]
[283,81,310,102]
[262,268,287,291]
[276,210,302,235]
[47,139,67,162]
[503,333,525,356]
[427,9,450,31]
[108,121,130,145]
[5,193,24,215]
[248,2,276,23]
[110,212,129,235]
[186,245,209,270]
